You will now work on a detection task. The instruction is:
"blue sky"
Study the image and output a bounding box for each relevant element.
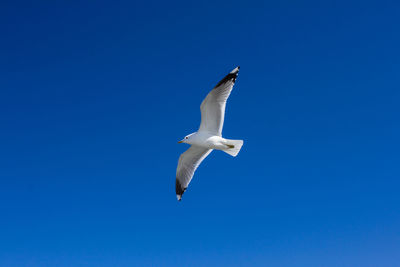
[1,0,400,266]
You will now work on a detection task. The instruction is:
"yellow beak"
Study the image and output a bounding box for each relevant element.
[178,140,184,144]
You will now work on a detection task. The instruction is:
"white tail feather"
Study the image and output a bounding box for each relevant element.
[223,139,243,157]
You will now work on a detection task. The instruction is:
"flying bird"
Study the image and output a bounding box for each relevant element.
[176,66,243,201]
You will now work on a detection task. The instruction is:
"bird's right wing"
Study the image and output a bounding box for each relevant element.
[198,66,240,136]
[176,146,212,201]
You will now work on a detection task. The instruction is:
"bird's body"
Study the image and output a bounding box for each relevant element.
[182,132,235,151]
[175,66,243,201]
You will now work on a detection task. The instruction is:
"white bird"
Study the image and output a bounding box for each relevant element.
[176,66,243,201]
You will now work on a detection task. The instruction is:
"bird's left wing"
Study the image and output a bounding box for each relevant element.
[198,66,240,136]
[176,146,212,201]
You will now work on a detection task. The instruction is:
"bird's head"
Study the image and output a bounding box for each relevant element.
[178,133,195,144]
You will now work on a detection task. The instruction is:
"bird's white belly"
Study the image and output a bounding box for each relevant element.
[192,133,228,150]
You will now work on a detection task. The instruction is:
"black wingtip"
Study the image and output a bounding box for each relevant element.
[176,179,186,201]
[215,67,240,88]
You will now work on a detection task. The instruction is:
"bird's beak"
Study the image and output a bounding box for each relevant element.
[178,140,184,144]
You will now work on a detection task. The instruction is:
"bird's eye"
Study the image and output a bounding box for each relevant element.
[185,137,188,139]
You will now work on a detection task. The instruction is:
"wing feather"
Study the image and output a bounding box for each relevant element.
[199,66,240,135]
[176,146,212,201]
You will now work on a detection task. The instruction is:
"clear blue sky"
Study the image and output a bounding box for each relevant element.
[1,0,400,266]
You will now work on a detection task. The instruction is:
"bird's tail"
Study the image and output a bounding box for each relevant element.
[223,139,244,157]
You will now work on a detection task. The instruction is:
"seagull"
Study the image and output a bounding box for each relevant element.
[175,66,243,201]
